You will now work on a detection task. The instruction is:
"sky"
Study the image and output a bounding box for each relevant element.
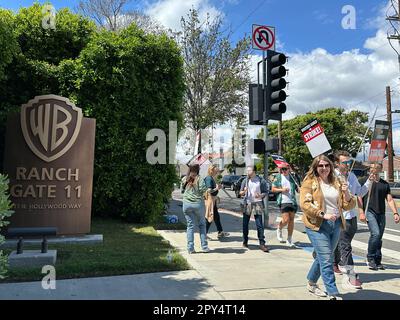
[1,0,400,158]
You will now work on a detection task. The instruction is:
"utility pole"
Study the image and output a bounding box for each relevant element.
[387,0,400,76]
[387,86,394,183]
[278,120,282,155]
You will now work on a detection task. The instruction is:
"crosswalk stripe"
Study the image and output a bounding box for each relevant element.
[358,223,400,234]
[382,233,400,243]
[351,239,400,261]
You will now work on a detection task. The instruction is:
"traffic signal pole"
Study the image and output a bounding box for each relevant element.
[262,50,269,228]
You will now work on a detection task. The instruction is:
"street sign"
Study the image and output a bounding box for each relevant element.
[300,119,332,158]
[252,24,275,51]
[368,120,390,163]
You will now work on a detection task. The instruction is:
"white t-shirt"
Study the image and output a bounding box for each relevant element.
[320,181,339,216]
[281,175,293,204]
[247,177,263,203]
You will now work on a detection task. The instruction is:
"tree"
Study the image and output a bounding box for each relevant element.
[116,10,165,34]
[78,0,129,31]
[258,108,371,176]
[0,9,19,81]
[77,0,164,33]
[176,9,251,153]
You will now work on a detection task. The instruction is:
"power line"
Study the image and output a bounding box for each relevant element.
[231,0,269,35]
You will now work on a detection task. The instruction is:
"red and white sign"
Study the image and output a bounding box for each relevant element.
[252,24,275,51]
[187,153,207,166]
[369,140,386,162]
[300,120,331,158]
[270,154,289,168]
[368,120,390,163]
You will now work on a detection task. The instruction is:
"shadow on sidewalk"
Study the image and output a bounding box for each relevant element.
[342,289,400,300]
[358,272,400,284]
[209,247,248,254]
[354,262,400,271]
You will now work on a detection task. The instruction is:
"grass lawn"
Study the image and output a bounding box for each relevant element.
[0,218,190,283]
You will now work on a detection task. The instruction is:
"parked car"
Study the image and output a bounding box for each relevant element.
[389,182,400,198]
[221,175,242,190]
[233,176,276,201]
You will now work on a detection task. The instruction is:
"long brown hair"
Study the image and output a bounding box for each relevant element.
[186,164,200,188]
[304,155,336,185]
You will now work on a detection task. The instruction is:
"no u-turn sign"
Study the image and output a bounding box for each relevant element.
[252,24,275,51]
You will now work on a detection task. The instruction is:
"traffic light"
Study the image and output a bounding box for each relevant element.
[249,84,264,125]
[266,50,287,121]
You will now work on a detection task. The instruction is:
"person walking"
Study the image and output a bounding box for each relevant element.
[358,163,400,270]
[204,165,230,239]
[272,164,299,247]
[300,155,356,300]
[239,166,269,252]
[332,150,373,289]
[181,164,210,254]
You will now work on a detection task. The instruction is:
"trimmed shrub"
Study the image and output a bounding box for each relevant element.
[0,174,14,279]
[0,5,184,223]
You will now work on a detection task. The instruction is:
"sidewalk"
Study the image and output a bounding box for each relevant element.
[0,270,222,300]
[1,193,398,300]
[161,191,400,300]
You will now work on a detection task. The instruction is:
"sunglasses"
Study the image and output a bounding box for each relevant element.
[281,168,288,171]
[317,164,330,169]
[340,160,353,165]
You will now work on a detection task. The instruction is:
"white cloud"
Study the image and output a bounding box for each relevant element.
[145,0,222,32]
[285,1,400,120]
[246,1,400,154]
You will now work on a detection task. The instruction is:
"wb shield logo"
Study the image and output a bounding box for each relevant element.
[21,95,83,162]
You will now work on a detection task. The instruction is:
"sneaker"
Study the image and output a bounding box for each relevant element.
[260,244,270,252]
[307,283,327,297]
[338,265,348,274]
[350,274,362,289]
[333,264,342,274]
[276,228,284,242]
[376,262,385,270]
[202,247,211,253]
[328,295,343,300]
[217,231,230,239]
[188,249,195,254]
[286,238,296,247]
[206,235,212,240]
[367,260,378,271]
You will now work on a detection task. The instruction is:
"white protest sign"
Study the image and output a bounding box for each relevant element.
[300,120,332,158]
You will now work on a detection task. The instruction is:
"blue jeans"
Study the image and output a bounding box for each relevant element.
[306,219,341,295]
[366,211,386,264]
[183,201,208,252]
[243,213,265,245]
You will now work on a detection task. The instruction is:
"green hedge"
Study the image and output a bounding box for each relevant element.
[0,174,14,279]
[0,4,184,223]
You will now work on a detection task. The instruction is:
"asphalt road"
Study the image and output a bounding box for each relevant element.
[217,188,400,262]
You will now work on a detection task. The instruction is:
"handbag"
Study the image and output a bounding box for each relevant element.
[240,177,249,213]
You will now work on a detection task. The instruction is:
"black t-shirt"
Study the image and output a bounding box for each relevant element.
[360,178,390,214]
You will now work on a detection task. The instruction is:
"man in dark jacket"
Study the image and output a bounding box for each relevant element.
[240,166,269,252]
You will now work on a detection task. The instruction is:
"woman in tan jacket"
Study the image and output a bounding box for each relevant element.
[300,155,356,300]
